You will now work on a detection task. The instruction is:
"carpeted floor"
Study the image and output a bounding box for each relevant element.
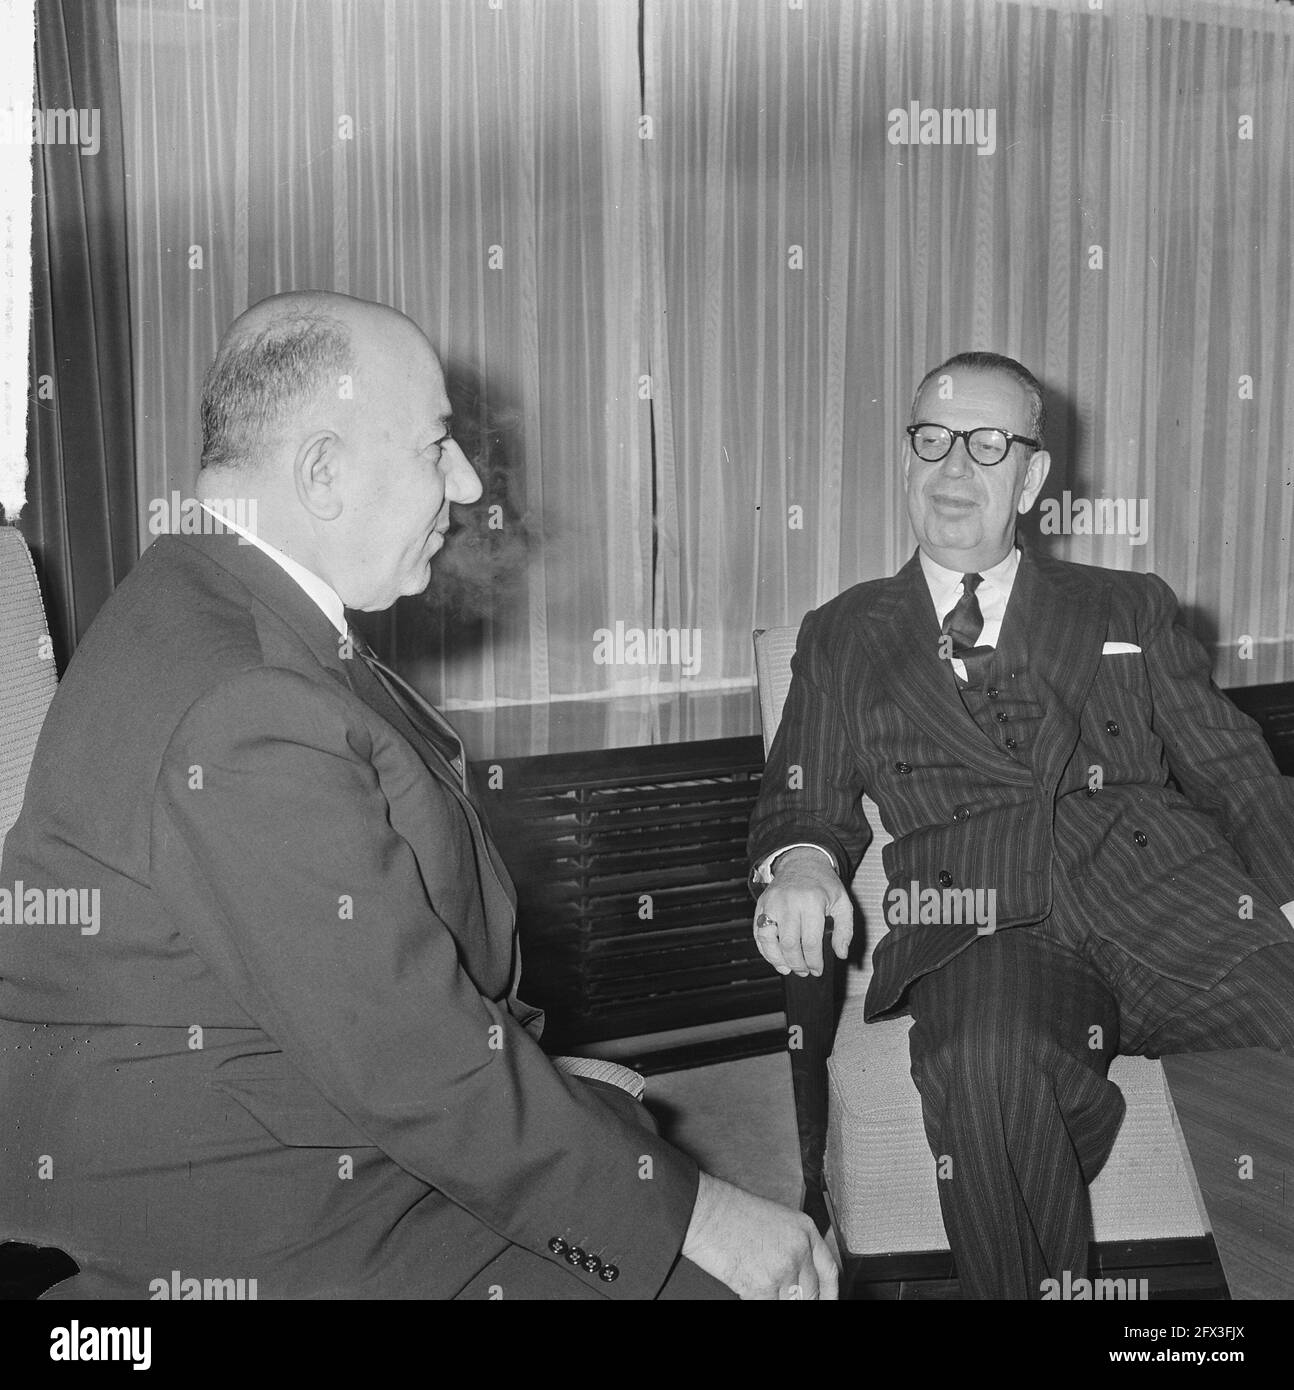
[643,1050,802,1208]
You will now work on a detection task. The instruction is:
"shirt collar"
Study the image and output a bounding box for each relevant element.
[919,544,1020,596]
[200,500,348,638]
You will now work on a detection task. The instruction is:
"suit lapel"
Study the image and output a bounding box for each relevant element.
[342,647,517,916]
[341,648,518,919]
[867,552,1034,785]
[348,644,468,787]
[1007,547,1111,789]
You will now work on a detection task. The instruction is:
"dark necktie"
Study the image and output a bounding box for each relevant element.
[941,573,994,689]
[345,631,465,783]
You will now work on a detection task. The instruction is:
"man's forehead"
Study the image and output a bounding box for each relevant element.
[424,369,452,424]
[357,332,443,392]
[916,369,1029,424]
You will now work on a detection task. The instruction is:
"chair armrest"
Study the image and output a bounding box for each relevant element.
[782,924,840,1230]
[551,1054,646,1101]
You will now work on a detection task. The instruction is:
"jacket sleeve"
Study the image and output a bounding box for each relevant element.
[747,606,873,892]
[149,666,698,1298]
[1141,572,1294,908]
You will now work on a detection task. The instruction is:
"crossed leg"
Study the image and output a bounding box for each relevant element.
[906,919,1294,1301]
[905,927,1125,1300]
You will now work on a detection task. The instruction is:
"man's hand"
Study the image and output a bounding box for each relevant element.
[753,849,854,976]
[683,1172,839,1299]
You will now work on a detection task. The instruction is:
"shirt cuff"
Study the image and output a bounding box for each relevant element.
[753,843,837,886]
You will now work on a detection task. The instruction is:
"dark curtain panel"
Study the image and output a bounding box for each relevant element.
[19,0,136,672]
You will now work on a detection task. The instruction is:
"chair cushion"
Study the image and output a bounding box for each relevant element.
[0,526,57,858]
[825,1000,1209,1254]
[825,793,1208,1253]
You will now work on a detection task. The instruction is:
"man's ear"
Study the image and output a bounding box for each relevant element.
[294,432,343,520]
[1017,449,1051,514]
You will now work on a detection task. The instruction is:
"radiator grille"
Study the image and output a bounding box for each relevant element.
[473,736,776,1049]
[1227,682,1294,774]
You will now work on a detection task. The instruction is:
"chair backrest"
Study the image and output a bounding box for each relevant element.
[753,626,892,994]
[0,526,58,860]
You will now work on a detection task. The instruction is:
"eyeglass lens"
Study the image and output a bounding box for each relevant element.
[912,426,1009,464]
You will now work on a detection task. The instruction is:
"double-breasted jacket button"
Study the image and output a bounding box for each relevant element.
[994,711,1008,724]
[1133,831,1148,847]
[599,1264,620,1283]
[548,1236,569,1255]
[1085,786,1099,798]
[1106,720,1120,736]
[938,870,954,887]
[565,1246,587,1265]
[1004,737,1018,750]
[986,687,999,699]
[952,806,971,822]
[582,1253,603,1274]
[895,761,912,774]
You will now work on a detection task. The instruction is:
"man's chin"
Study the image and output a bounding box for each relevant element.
[353,565,436,612]
[415,549,442,588]
[402,562,435,599]
[922,521,983,553]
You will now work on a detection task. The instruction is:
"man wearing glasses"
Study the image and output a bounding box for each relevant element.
[748,350,1294,1299]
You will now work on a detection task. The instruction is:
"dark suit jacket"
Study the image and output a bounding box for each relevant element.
[0,529,697,1298]
[748,546,1294,1021]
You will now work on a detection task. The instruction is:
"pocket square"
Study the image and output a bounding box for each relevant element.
[1101,642,1142,654]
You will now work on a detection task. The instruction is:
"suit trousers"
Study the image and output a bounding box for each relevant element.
[906,921,1294,1300]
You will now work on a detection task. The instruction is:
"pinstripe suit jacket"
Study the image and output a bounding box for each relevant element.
[748,546,1294,1021]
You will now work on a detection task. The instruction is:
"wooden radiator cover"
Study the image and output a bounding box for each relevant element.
[473,736,775,1051]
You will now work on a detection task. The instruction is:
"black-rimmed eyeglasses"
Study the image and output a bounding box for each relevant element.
[906,423,1040,466]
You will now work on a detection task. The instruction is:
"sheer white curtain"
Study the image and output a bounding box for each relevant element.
[646,0,1294,692]
[116,0,651,727]
[116,0,1294,754]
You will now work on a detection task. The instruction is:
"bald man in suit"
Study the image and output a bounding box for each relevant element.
[748,351,1294,1299]
[0,291,836,1300]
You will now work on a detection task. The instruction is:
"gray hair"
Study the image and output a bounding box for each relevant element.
[200,312,354,471]
[911,350,1046,449]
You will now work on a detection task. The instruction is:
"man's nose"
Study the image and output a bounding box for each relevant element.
[939,438,975,477]
[441,439,484,505]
